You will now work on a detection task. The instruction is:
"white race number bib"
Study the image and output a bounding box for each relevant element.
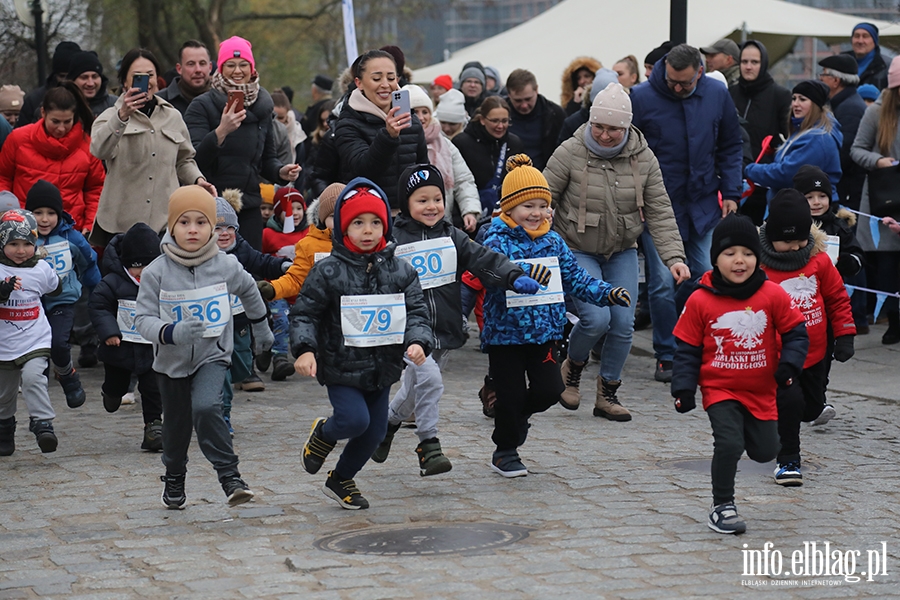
[505,256,564,307]
[230,294,244,316]
[825,235,840,266]
[159,282,231,338]
[340,293,406,347]
[395,237,458,290]
[43,241,73,276]
[314,252,330,263]
[117,300,151,344]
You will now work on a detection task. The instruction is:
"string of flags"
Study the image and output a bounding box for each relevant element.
[842,206,892,248]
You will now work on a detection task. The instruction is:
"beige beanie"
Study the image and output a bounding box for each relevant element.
[403,84,433,112]
[590,82,632,128]
[168,185,217,235]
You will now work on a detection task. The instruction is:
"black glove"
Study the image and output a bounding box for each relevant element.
[0,276,17,303]
[833,335,855,363]
[774,362,799,388]
[673,390,696,413]
[835,253,861,277]
[526,263,552,286]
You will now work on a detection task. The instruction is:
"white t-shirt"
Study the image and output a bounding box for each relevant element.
[0,261,58,361]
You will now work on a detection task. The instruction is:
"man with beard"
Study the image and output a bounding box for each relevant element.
[157,40,213,116]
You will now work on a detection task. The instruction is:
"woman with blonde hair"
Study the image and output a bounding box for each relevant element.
[613,56,641,90]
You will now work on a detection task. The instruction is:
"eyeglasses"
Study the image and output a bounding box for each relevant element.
[666,68,700,89]
[215,226,236,232]
[484,117,510,126]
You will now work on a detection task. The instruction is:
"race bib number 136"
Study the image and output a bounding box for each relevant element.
[159,282,231,338]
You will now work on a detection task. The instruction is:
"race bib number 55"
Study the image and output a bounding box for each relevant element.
[159,282,231,338]
[340,293,406,347]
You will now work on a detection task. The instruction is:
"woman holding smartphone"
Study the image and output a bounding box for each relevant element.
[184,36,300,250]
[333,49,427,211]
[90,48,214,247]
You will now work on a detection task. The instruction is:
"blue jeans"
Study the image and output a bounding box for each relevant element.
[566,249,638,381]
[322,385,391,479]
[642,225,713,361]
[269,299,290,356]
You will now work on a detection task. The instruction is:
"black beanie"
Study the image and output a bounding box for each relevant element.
[645,41,674,66]
[398,164,445,216]
[25,179,63,217]
[120,222,161,268]
[710,213,761,263]
[52,41,81,76]
[792,80,829,109]
[766,189,812,242]
[792,164,833,199]
[67,51,104,81]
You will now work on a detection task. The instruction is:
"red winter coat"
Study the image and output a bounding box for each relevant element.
[0,121,105,231]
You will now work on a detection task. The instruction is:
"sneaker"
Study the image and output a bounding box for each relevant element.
[490,449,528,478]
[141,419,163,452]
[120,392,136,405]
[301,418,336,475]
[654,360,673,383]
[323,470,369,509]
[255,349,272,372]
[478,375,497,418]
[57,369,86,408]
[77,344,98,368]
[371,420,401,463]
[234,373,265,392]
[271,354,295,381]
[774,461,803,486]
[811,404,836,426]
[416,437,453,476]
[593,378,632,421]
[102,391,122,413]
[160,472,186,509]
[559,358,585,410]
[29,418,57,453]
[708,502,747,534]
[222,475,254,507]
[0,417,15,456]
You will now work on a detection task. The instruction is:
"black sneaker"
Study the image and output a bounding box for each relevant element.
[774,461,803,486]
[370,421,402,463]
[654,360,673,383]
[57,370,86,408]
[323,471,369,509]
[29,418,57,453]
[222,475,254,507]
[234,372,265,392]
[708,502,746,534]
[301,418,336,474]
[102,391,122,413]
[77,344,98,368]
[0,417,15,456]
[271,354,295,381]
[255,349,272,372]
[490,449,528,478]
[141,420,163,452]
[160,472,186,509]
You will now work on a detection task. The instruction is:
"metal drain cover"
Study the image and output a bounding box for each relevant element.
[659,458,819,475]
[314,523,531,555]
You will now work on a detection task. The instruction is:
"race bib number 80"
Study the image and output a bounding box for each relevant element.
[340,293,406,347]
[395,237,458,290]
[159,282,231,338]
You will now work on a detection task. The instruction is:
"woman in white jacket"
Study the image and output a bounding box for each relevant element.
[404,84,480,231]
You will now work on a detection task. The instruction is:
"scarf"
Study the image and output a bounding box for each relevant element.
[348,88,388,121]
[710,267,767,300]
[500,211,551,240]
[211,70,260,107]
[343,236,387,254]
[162,234,220,267]
[758,225,815,272]
[583,126,630,159]
[423,120,454,190]
[177,76,208,105]
[856,49,876,77]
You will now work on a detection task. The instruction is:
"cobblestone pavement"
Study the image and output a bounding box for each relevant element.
[1,325,898,599]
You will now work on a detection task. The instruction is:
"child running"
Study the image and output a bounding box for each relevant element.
[291,178,432,509]
[672,214,809,534]
[135,186,274,509]
[480,155,631,477]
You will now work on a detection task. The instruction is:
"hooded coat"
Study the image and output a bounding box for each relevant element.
[729,41,792,159]
[560,57,603,116]
[36,210,100,310]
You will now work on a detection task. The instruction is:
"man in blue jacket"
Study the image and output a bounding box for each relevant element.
[630,44,743,382]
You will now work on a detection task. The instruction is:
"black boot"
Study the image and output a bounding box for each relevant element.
[0,417,15,456]
[29,418,57,453]
[883,311,900,345]
[57,368,86,408]
[271,354,295,381]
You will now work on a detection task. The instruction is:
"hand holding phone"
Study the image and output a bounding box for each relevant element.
[226,90,245,113]
[391,89,411,117]
[132,73,150,95]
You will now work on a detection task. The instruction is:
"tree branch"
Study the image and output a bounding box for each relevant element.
[228,0,340,23]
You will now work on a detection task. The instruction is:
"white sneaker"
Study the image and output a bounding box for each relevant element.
[811,404,835,426]
[120,392,136,405]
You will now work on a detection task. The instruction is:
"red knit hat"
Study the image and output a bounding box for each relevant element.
[273,187,304,233]
[339,186,389,235]
[433,74,453,92]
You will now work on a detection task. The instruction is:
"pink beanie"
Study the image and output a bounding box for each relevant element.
[889,56,900,89]
[218,36,255,72]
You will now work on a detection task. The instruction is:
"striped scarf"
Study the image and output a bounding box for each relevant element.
[211,70,259,107]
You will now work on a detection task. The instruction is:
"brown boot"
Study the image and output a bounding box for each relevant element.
[559,358,585,410]
[593,377,632,421]
[479,375,497,418]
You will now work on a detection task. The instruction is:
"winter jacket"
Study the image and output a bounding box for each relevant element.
[729,41,791,160]
[0,118,10,150]
[452,120,525,191]
[306,123,339,199]
[15,76,55,129]
[557,107,589,146]
[815,206,864,278]
[88,233,154,373]
[90,95,203,242]
[505,93,566,171]
[262,215,308,258]
[0,121,104,231]
[393,214,524,350]
[444,140,481,221]
[226,232,289,329]
[333,89,428,210]
[745,119,842,203]
[829,87,868,209]
[480,217,614,349]
[630,58,743,238]
[36,211,100,310]
[272,224,332,300]
[842,49,888,90]
[560,57,603,116]
[155,76,198,116]
[289,180,433,391]
[184,87,285,211]
[546,123,685,267]
[134,232,269,378]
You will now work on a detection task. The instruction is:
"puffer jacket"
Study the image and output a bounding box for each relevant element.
[36,211,100,310]
[393,214,524,350]
[0,121,104,231]
[271,199,333,300]
[88,233,154,373]
[480,217,614,349]
[333,89,428,210]
[452,120,525,191]
[546,123,685,267]
[289,179,432,392]
[560,56,603,115]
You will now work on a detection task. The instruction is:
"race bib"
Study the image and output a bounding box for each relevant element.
[506,256,564,308]
[825,235,840,265]
[314,252,330,263]
[230,294,244,316]
[117,300,151,344]
[159,282,231,338]
[340,293,406,347]
[43,241,73,276]
[395,237,458,290]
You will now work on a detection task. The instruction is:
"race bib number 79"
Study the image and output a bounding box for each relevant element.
[340,293,406,347]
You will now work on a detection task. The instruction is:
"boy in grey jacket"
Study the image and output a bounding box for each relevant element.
[135,186,274,510]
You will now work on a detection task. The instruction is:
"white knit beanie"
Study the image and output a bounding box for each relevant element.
[404,84,433,112]
[434,89,467,124]
[590,82,632,128]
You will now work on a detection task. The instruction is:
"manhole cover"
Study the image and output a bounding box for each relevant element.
[659,458,819,475]
[314,523,531,555]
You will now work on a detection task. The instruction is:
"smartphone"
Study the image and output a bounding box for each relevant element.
[391,89,411,117]
[226,90,244,112]
[132,73,149,94]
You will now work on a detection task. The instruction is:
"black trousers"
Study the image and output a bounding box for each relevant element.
[776,359,827,464]
[103,363,162,424]
[45,303,74,369]
[488,342,565,451]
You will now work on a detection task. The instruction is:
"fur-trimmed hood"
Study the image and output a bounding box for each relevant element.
[306,197,322,227]
[809,222,829,256]
[560,56,603,108]
[835,206,856,227]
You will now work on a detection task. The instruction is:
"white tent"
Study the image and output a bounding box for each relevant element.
[413,0,900,101]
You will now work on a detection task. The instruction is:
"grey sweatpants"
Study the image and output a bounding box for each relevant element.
[0,356,54,421]
[387,349,450,442]
[157,361,240,482]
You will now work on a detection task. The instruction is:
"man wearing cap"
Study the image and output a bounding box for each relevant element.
[301,75,333,136]
[0,85,24,126]
[67,50,116,117]
[643,41,674,79]
[156,40,213,116]
[700,39,741,87]
[842,22,888,90]
[16,41,81,128]
[819,54,867,210]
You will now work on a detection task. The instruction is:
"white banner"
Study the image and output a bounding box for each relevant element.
[342,0,359,68]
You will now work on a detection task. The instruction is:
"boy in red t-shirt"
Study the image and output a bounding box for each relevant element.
[672,214,808,535]
[759,189,856,487]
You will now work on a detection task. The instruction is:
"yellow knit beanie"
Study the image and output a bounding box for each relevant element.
[500,154,552,212]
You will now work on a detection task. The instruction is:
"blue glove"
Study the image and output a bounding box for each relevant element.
[513,276,541,295]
